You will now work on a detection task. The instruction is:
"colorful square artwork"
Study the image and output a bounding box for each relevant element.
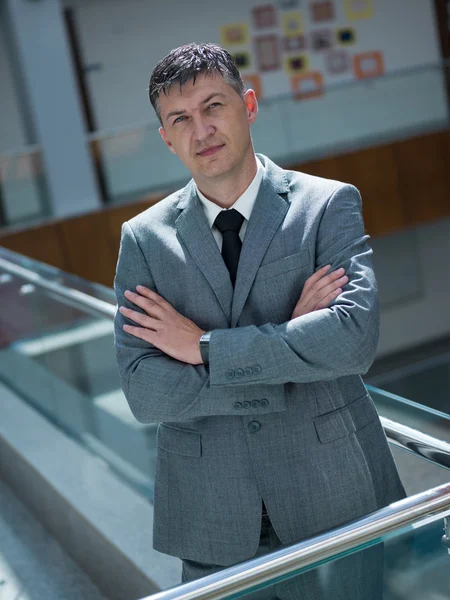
[279,0,301,7]
[284,34,306,52]
[233,52,251,70]
[337,28,356,45]
[311,29,333,51]
[255,35,281,71]
[285,54,309,75]
[354,51,384,79]
[291,72,324,100]
[252,5,277,29]
[310,1,335,22]
[282,12,303,36]
[221,24,249,46]
[242,74,263,99]
[344,0,373,21]
[326,50,350,74]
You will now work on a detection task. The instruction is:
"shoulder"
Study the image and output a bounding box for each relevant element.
[128,188,183,229]
[259,153,360,209]
[286,167,360,206]
[124,181,192,242]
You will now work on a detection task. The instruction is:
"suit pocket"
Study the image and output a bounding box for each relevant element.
[157,423,202,457]
[254,250,310,283]
[314,393,378,444]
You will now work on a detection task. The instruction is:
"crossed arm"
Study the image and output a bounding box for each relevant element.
[119,264,348,365]
[114,184,379,422]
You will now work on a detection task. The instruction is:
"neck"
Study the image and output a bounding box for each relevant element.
[195,153,258,209]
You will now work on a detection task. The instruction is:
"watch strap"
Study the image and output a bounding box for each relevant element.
[199,331,212,366]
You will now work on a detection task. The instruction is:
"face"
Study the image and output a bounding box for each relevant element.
[158,72,258,184]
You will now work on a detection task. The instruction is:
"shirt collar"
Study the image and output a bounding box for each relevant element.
[196,157,265,228]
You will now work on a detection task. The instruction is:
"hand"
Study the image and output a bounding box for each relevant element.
[291,265,348,320]
[119,286,205,365]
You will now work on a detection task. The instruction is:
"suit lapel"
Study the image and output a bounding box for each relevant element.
[176,181,233,324]
[175,157,291,328]
[231,157,290,327]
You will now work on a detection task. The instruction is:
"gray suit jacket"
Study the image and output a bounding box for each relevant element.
[114,154,405,566]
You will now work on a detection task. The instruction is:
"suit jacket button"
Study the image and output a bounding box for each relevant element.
[260,398,269,407]
[242,401,251,409]
[248,421,261,433]
[233,402,242,409]
[235,368,244,378]
[226,369,235,380]
[251,399,260,408]
[252,364,262,375]
[244,367,253,377]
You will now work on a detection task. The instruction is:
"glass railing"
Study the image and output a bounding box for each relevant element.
[0,247,155,497]
[1,246,450,599]
[139,481,450,599]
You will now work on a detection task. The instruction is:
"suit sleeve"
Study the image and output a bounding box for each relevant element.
[114,222,288,423]
[207,184,380,387]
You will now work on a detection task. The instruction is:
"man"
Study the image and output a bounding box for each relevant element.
[114,43,405,598]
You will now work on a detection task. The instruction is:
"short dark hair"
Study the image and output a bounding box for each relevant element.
[149,43,245,123]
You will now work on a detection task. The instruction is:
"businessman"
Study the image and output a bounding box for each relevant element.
[114,43,405,598]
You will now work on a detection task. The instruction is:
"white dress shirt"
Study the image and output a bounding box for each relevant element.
[195,157,265,251]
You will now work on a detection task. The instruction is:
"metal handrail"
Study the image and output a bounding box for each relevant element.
[141,482,450,600]
[0,255,116,320]
[381,416,450,468]
[3,250,450,600]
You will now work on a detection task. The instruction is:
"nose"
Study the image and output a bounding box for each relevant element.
[192,113,215,141]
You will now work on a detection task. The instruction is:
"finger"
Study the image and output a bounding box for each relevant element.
[124,290,164,318]
[302,265,332,293]
[311,268,346,294]
[119,306,159,329]
[316,275,348,295]
[136,285,171,309]
[306,273,347,302]
[306,275,348,308]
[315,289,342,310]
[123,323,157,344]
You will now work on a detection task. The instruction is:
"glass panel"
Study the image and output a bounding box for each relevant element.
[85,61,450,206]
[2,253,450,599]
[0,19,50,228]
[211,516,450,600]
[0,262,154,499]
[0,149,50,227]
[369,385,450,447]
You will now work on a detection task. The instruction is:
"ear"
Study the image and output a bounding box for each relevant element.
[159,127,177,155]
[243,89,258,125]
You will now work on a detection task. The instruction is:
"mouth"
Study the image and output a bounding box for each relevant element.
[197,144,224,157]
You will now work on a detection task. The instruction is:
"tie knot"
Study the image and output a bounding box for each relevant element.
[214,209,244,234]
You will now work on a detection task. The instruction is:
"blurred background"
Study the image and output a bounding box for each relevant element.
[1,1,450,600]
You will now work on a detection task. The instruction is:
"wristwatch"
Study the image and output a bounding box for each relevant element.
[199,331,212,367]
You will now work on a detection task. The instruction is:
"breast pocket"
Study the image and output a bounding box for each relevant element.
[254,250,310,284]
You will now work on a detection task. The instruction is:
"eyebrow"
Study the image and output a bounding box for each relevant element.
[165,93,227,122]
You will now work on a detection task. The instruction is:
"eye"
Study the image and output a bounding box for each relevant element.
[207,102,221,110]
[173,115,187,124]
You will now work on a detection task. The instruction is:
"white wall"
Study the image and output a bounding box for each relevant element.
[64,0,444,129]
[55,0,449,201]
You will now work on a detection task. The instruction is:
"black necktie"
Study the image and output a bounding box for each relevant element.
[214,209,245,287]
